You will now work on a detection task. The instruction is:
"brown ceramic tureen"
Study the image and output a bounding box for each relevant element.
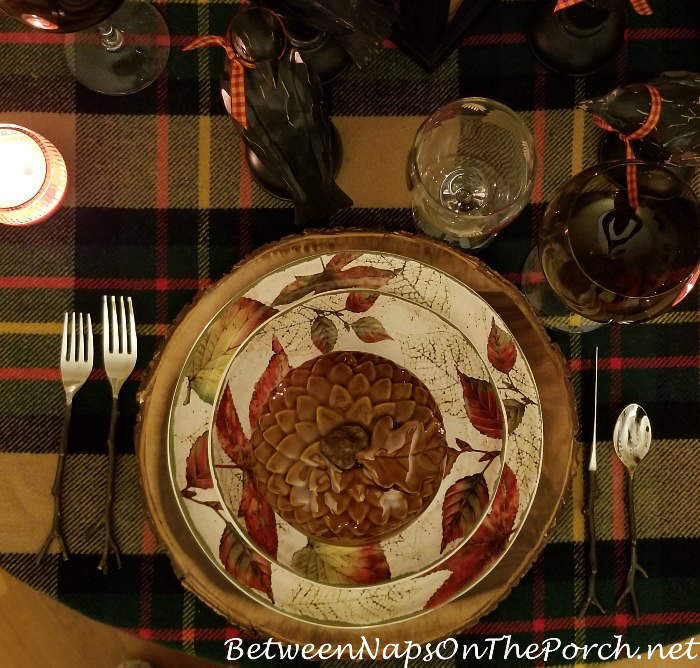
[251,351,448,546]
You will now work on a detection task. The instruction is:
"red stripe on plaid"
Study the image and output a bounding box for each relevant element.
[532,556,546,668]
[119,610,700,641]
[2,355,695,383]
[0,368,60,381]
[4,26,696,49]
[0,368,136,381]
[470,610,700,633]
[138,522,158,639]
[0,276,212,290]
[568,356,700,370]
[2,27,696,49]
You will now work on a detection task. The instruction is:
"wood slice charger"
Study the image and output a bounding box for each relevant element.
[136,231,577,648]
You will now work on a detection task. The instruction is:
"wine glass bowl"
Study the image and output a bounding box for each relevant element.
[537,160,700,324]
[408,98,536,250]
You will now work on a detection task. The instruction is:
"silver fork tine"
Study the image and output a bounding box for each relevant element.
[69,313,76,362]
[87,314,93,365]
[110,296,118,353]
[128,297,136,356]
[61,313,68,362]
[78,314,84,362]
[119,296,127,354]
[102,296,109,357]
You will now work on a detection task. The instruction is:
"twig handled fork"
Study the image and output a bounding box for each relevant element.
[89,296,137,574]
[36,312,93,564]
[37,296,136,573]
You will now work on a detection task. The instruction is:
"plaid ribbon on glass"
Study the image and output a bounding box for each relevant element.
[554,0,653,15]
[594,83,662,209]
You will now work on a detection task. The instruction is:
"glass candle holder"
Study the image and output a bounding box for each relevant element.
[0,125,68,226]
[407,98,536,250]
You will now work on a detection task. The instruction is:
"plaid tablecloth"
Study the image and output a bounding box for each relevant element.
[1,0,700,665]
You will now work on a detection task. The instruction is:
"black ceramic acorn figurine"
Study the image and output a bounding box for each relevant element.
[216,7,352,226]
[529,0,627,76]
[582,72,700,166]
[254,0,393,81]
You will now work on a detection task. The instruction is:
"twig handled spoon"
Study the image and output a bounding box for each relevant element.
[613,403,652,618]
[578,346,605,617]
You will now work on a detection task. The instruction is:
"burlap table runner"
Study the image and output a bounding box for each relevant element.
[1,0,699,664]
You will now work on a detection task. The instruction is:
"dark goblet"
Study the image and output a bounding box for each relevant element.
[1,0,169,95]
[529,0,624,76]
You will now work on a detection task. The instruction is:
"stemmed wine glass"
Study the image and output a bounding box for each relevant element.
[1,0,169,95]
[522,160,700,332]
[407,98,536,250]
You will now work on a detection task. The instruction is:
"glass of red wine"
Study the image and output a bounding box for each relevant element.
[522,160,700,332]
[1,0,169,95]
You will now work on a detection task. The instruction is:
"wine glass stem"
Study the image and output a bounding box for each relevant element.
[98,22,124,52]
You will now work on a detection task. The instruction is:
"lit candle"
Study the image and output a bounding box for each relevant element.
[0,125,68,226]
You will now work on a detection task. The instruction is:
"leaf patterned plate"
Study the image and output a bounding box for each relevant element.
[168,251,542,626]
[210,290,507,587]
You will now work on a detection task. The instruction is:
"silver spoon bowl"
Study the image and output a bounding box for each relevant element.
[613,403,652,477]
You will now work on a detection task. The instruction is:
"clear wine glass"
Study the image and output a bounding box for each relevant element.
[407,98,536,250]
[522,160,700,332]
[1,0,169,95]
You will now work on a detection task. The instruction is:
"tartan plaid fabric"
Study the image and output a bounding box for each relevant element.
[1,0,700,665]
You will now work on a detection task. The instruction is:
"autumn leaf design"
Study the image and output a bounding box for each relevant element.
[219,525,274,601]
[345,291,379,313]
[186,298,277,404]
[215,385,253,470]
[272,253,398,307]
[445,438,501,475]
[248,336,290,432]
[311,315,338,353]
[213,339,286,559]
[458,371,504,440]
[326,252,364,271]
[440,473,489,552]
[291,540,390,585]
[426,464,519,608]
[444,447,461,477]
[487,318,517,374]
[238,474,278,559]
[184,431,213,490]
[351,316,393,343]
[503,398,526,434]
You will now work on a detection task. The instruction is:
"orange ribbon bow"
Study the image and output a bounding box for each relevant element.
[183,36,254,129]
[594,83,661,209]
[554,0,652,15]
